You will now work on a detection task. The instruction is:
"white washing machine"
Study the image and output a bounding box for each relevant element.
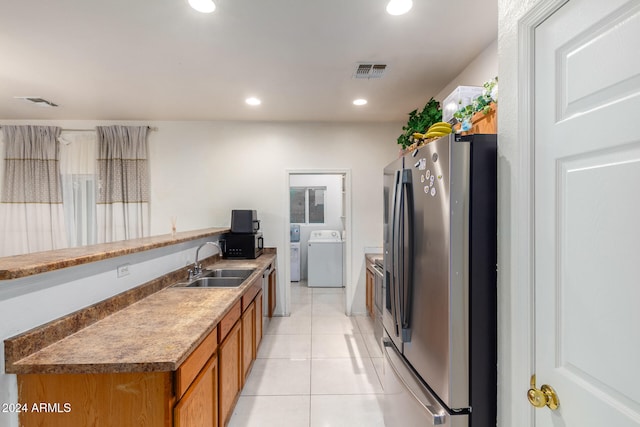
[307,230,344,287]
[290,242,301,282]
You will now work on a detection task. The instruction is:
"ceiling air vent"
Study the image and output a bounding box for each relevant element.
[352,63,388,79]
[14,96,59,107]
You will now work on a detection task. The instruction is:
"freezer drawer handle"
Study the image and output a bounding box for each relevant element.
[383,338,447,425]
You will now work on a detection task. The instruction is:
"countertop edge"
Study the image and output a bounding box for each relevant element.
[8,362,179,375]
[0,227,230,280]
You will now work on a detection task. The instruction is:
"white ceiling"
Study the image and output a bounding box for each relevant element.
[0,0,497,122]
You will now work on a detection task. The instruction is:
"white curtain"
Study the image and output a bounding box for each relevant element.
[0,126,67,256]
[59,131,97,247]
[96,126,149,243]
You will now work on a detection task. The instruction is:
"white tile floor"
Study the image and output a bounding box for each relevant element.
[228,281,385,427]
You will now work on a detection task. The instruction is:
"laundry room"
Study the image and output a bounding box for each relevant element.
[288,173,345,287]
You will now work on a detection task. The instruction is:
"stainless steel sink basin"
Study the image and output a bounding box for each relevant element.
[181,277,245,288]
[202,268,255,279]
[172,267,255,288]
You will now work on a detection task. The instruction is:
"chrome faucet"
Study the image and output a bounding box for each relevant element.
[190,241,222,279]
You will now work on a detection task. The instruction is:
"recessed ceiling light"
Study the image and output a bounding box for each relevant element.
[189,0,216,13]
[246,97,261,106]
[386,0,413,15]
[353,99,368,106]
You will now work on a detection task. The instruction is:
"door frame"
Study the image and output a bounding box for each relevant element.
[503,1,568,426]
[283,169,352,316]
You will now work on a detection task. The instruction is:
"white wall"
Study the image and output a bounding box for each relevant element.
[0,119,400,316]
[149,121,399,316]
[289,174,343,280]
[435,39,498,104]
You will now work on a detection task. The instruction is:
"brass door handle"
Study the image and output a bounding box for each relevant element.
[527,375,560,410]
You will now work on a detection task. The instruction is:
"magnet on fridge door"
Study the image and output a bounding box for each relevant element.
[424,186,430,194]
[430,187,437,196]
[426,170,431,179]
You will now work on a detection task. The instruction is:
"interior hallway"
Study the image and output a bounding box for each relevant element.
[228,281,385,427]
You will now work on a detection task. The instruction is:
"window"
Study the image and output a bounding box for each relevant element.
[290,187,325,224]
[59,131,97,247]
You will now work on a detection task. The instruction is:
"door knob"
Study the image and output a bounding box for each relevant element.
[527,375,560,410]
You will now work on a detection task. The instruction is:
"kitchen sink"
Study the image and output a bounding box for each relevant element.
[177,277,245,288]
[172,268,255,288]
[202,268,255,279]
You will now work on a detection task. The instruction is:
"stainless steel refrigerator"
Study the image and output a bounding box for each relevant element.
[381,134,497,427]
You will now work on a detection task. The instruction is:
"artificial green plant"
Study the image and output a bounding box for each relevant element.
[397,97,442,149]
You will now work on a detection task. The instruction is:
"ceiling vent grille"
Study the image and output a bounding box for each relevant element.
[14,96,59,107]
[352,63,388,79]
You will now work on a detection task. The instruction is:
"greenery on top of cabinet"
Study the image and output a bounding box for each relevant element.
[397,98,442,149]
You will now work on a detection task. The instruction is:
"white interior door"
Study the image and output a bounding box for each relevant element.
[534,0,640,425]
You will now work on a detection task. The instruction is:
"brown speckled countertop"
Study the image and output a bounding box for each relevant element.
[6,255,276,375]
[0,227,229,280]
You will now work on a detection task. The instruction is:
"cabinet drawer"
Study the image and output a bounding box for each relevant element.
[218,300,241,343]
[241,277,261,312]
[175,326,218,399]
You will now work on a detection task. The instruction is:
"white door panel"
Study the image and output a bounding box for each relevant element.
[534,0,640,425]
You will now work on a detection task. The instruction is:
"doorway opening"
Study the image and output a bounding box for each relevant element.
[283,170,351,316]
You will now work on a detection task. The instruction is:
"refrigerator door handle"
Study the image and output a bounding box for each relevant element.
[390,170,401,336]
[394,171,404,336]
[383,338,447,425]
[399,169,414,342]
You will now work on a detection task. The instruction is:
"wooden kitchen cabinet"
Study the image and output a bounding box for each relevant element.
[18,371,174,427]
[241,300,256,384]
[366,265,374,318]
[268,267,277,317]
[17,326,220,427]
[174,326,218,427]
[174,355,218,427]
[218,321,242,427]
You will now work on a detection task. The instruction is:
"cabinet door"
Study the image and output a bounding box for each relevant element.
[366,267,374,318]
[18,372,173,427]
[255,290,263,351]
[174,355,218,427]
[268,268,276,317]
[219,321,242,427]
[241,301,256,384]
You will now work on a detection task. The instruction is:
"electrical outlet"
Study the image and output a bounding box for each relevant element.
[117,263,130,278]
